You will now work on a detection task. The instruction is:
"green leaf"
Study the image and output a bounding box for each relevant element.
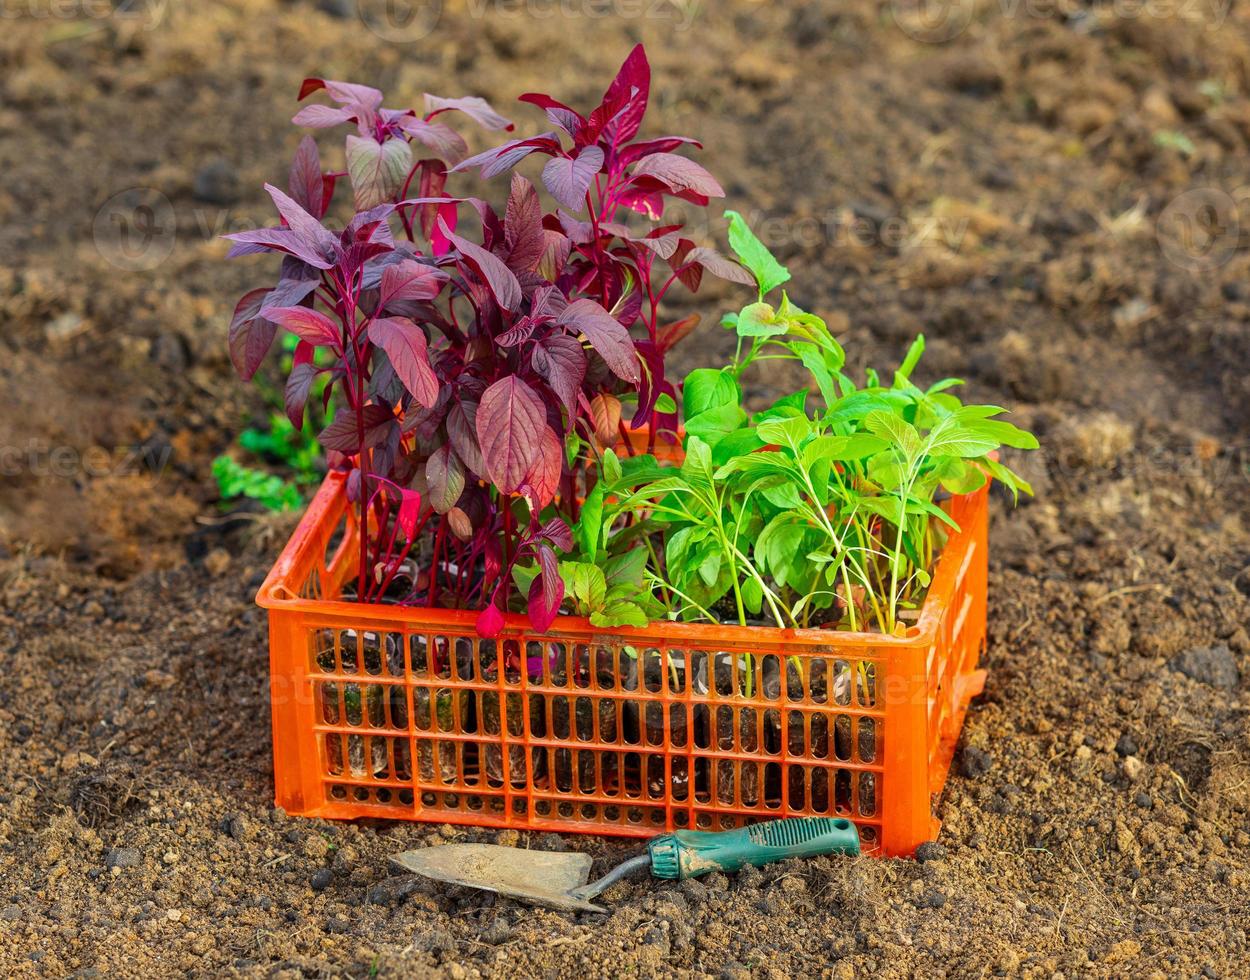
[757,513,809,588]
[893,334,925,387]
[735,302,787,338]
[654,392,678,415]
[680,437,716,487]
[935,457,988,495]
[725,209,791,297]
[603,548,648,591]
[512,562,540,595]
[711,427,767,467]
[666,525,707,578]
[760,478,803,510]
[865,409,921,460]
[559,561,606,614]
[697,547,722,587]
[590,600,649,629]
[565,430,584,470]
[756,415,811,448]
[741,576,763,616]
[602,447,622,485]
[789,341,840,408]
[576,483,605,561]
[682,368,740,419]
[685,403,746,449]
[754,390,808,423]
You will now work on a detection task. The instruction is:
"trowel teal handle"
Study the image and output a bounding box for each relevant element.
[646,817,860,880]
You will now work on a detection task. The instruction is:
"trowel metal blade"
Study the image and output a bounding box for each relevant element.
[390,844,607,913]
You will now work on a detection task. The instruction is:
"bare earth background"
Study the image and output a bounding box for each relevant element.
[1,0,1249,976]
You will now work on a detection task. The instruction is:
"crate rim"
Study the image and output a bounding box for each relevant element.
[257,468,985,652]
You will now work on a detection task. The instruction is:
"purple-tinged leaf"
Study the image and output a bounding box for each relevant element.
[497,316,538,348]
[476,601,505,639]
[656,313,701,353]
[476,376,545,494]
[299,78,384,110]
[346,136,413,211]
[288,136,324,217]
[556,210,593,244]
[630,230,680,260]
[668,239,703,292]
[520,426,563,510]
[284,360,319,430]
[629,153,724,198]
[396,487,422,541]
[262,275,319,311]
[537,230,572,282]
[423,94,514,131]
[449,132,561,178]
[395,116,468,165]
[264,183,341,256]
[319,404,396,454]
[616,187,664,220]
[379,259,448,307]
[541,146,604,211]
[265,306,341,350]
[291,103,356,129]
[590,393,622,444]
[227,288,276,381]
[447,506,473,541]
[440,218,522,311]
[531,332,586,413]
[367,316,439,409]
[223,227,336,270]
[612,288,643,329]
[517,93,585,139]
[595,43,650,148]
[616,135,701,167]
[685,246,755,286]
[530,284,568,319]
[426,444,465,514]
[447,400,485,477]
[538,516,574,551]
[526,542,564,631]
[558,298,640,384]
[503,175,544,274]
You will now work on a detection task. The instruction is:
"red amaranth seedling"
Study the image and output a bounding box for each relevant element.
[225,46,746,636]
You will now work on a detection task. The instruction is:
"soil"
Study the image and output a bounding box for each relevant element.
[2,1,1250,976]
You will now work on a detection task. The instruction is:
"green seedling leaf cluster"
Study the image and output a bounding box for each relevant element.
[556,211,1038,637]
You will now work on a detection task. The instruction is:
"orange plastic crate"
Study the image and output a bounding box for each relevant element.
[257,469,989,857]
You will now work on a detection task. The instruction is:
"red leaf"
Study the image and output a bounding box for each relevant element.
[447,506,473,541]
[379,259,448,308]
[396,487,422,541]
[521,426,563,510]
[476,376,545,494]
[539,517,574,552]
[541,146,604,211]
[319,405,396,454]
[476,601,505,639]
[395,116,468,165]
[531,333,586,413]
[264,305,341,350]
[449,132,562,179]
[426,444,465,514]
[227,288,276,381]
[527,543,564,632]
[288,136,324,217]
[367,316,439,409]
[291,104,356,129]
[284,361,319,430]
[629,153,724,198]
[447,400,485,477]
[656,313,702,353]
[590,393,622,445]
[685,246,755,287]
[558,298,640,384]
[593,43,650,148]
[504,174,544,274]
[423,94,514,132]
[440,218,522,311]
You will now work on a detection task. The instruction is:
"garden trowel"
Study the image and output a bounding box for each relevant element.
[389,816,860,913]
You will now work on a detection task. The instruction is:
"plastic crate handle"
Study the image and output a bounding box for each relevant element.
[646,817,861,879]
